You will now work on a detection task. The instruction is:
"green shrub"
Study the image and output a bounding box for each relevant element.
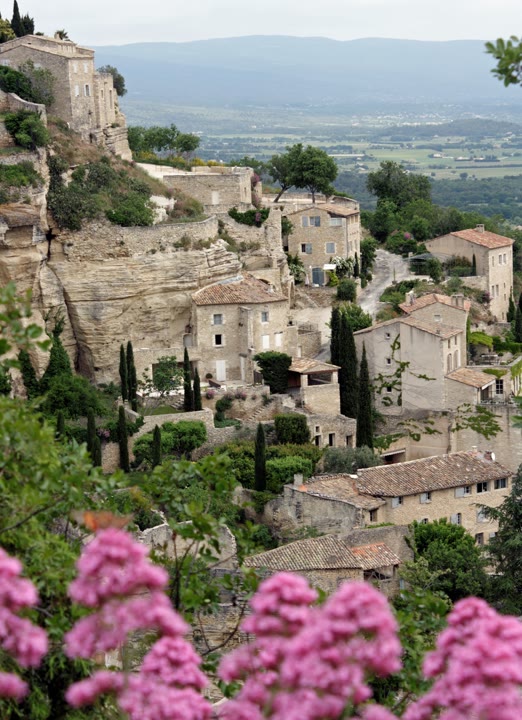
[323,446,382,473]
[103,488,163,531]
[274,413,311,445]
[336,278,357,302]
[265,456,313,494]
[216,440,255,488]
[228,207,269,226]
[215,393,234,422]
[0,66,34,100]
[40,374,105,420]
[106,192,154,227]
[254,351,292,394]
[267,442,322,469]
[133,420,207,465]
[4,110,49,150]
[0,161,41,188]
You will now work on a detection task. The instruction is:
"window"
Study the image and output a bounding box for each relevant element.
[328,433,335,447]
[84,84,90,97]
[477,509,487,523]
[496,284,499,298]
[391,496,403,508]
[489,532,497,541]
[475,533,484,546]
[329,217,343,227]
[214,334,223,346]
[301,243,312,254]
[491,256,495,266]
[421,518,429,524]
[302,216,308,227]
[504,253,507,264]
[447,340,451,349]
[369,509,378,522]
[450,513,462,525]
[74,84,80,97]
[420,492,431,504]
[309,216,321,227]
[495,379,504,395]
[495,478,507,490]
[476,482,489,493]
[346,435,352,446]
[386,358,392,366]
[262,334,270,350]
[454,336,458,345]
[325,242,335,254]
[314,426,321,434]
[275,332,283,348]
[499,254,502,265]
[315,435,322,447]
[386,386,393,393]
[491,285,495,297]
[455,486,471,498]
[385,332,391,340]
[212,314,223,325]
[434,313,442,322]
[261,311,269,323]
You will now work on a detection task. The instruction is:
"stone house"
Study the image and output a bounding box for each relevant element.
[425,225,514,320]
[355,450,511,544]
[158,166,253,214]
[287,357,341,414]
[0,34,130,159]
[191,273,296,384]
[282,197,361,286]
[244,535,401,597]
[304,411,357,449]
[354,314,494,414]
[399,292,470,335]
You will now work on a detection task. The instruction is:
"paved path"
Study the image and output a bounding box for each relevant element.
[357,249,413,319]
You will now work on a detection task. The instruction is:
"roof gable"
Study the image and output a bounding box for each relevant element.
[444,229,513,250]
[192,273,286,306]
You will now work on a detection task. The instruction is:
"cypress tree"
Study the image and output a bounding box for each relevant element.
[20,12,34,35]
[353,252,360,279]
[339,311,358,419]
[126,341,137,410]
[93,436,102,468]
[119,344,128,401]
[330,306,341,366]
[183,347,193,412]
[56,410,65,439]
[152,424,162,468]
[254,422,266,492]
[18,349,39,399]
[40,325,72,392]
[515,307,522,343]
[518,291,522,314]
[193,368,202,411]
[508,294,516,324]
[471,253,477,276]
[11,1,22,36]
[86,409,96,459]
[118,405,130,473]
[356,344,374,449]
[0,368,11,396]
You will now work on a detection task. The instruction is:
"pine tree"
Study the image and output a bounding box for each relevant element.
[40,325,72,392]
[11,1,22,36]
[183,347,193,412]
[353,252,360,279]
[126,341,137,411]
[356,344,373,449]
[254,422,266,492]
[339,311,358,419]
[55,410,65,439]
[18,349,39,399]
[193,368,202,411]
[86,409,96,459]
[515,307,522,343]
[471,253,477,276]
[119,344,128,401]
[152,425,162,468]
[20,12,33,35]
[508,294,516,324]
[118,405,130,472]
[330,306,341,365]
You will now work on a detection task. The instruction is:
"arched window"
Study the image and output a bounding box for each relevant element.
[447,354,453,374]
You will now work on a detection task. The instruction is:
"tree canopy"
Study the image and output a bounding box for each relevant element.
[367,160,431,210]
[97,64,126,96]
[128,124,200,157]
[268,143,338,202]
[486,36,522,87]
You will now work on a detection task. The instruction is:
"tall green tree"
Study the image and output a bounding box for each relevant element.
[152,424,162,468]
[193,367,202,411]
[483,465,522,613]
[515,306,522,343]
[507,294,516,323]
[86,408,96,460]
[353,252,360,278]
[471,253,477,276]
[40,322,72,393]
[339,312,358,419]
[92,436,102,468]
[367,160,431,210]
[119,343,128,401]
[518,291,522,313]
[356,344,373,448]
[267,143,304,201]
[0,366,11,395]
[118,405,130,472]
[126,340,137,411]
[55,409,65,439]
[183,347,194,412]
[330,306,341,366]
[254,422,267,492]
[10,0,22,36]
[292,144,338,202]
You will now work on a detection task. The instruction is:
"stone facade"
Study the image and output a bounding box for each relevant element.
[0,35,131,159]
[425,225,514,320]
[302,411,357,449]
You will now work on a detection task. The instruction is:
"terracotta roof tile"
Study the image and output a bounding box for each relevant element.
[354,316,461,340]
[289,357,340,374]
[244,536,400,572]
[356,451,510,497]
[298,474,385,510]
[192,274,286,306]
[445,229,513,249]
[399,293,471,315]
[446,368,496,389]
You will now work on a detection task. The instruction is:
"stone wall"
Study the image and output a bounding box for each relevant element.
[161,167,252,212]
[138,522,237,569]
[300,382,341,415]
[297,324,322,357]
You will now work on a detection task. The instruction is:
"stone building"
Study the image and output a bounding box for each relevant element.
[0,34,131,159]
[287,358,341,415]
[244,535,401,597]
[399,292,470,334]
[354,314,494,414]
[191,273,296,384]
[425,225,514,320]
[282,197,361,286]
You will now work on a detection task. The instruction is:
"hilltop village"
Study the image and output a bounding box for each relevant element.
[2,28,522,712]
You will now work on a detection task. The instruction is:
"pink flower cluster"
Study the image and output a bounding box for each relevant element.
[219,573,401,720]
[404,596,522,720]
[65,528,212,720]
[0,547,48,700]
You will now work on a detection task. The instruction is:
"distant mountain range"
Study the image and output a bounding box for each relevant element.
[92,36,522,112]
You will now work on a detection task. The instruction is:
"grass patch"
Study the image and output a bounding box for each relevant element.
[143,405,182,416]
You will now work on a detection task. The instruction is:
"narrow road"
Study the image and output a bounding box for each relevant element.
[358,249,414,318]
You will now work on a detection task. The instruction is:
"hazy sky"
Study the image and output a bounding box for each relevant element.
[27,1,521,46]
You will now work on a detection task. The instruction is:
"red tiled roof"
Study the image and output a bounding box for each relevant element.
[400,293,471,315]
[354,315,462,340]
[446,368,496,389]
[447,229,513,250]
[299,474,385,510]
[192,274,286,306]
[289,357,340,374]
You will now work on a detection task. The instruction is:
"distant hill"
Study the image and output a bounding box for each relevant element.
[92,36,522,112]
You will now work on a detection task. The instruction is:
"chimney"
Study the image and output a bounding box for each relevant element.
[406,290,415,305]
[483,450,495,462]
[476,224,485,233]
[451,293,464,308]
[293,473,304,488]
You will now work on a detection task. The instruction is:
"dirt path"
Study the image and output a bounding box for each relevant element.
[358,249,414,318]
